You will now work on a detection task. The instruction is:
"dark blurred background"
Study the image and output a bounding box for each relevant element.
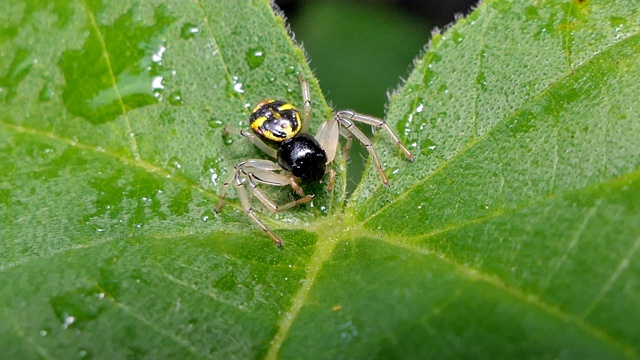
[274,0,478,117]
[273,0,478,189]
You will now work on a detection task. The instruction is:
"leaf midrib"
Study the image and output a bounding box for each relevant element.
[260,14,640,360]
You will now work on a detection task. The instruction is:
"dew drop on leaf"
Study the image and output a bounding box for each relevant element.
[208,119,223,128]
[201,209,215,222]
[168,91,184,106]
[38,81,55,102]
[476,71,488,91]
[180,22,199,39]
[226,76,245,98]
[167,156,182,170]
[420,138,437,155]
[246,46,266,69]
[284,64,297,75]
[77,348,92,359]
[452,30,464,44]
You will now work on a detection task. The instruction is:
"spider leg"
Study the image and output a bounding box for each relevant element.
[215,159,280,212]
[326,168,336,192]
[339,126,353,163]
[335,114,390,186]
[336,110,414,162]
[214,159,313,247]
[246,172,313,212]
[299,77,312,133]
[233,171,284,247]
[223,125,277,158]
[248,167,305,196]
[215,170,236,212]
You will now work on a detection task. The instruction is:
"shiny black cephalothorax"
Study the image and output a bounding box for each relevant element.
[277,133,327,182]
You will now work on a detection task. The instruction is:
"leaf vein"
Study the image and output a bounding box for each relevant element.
[264,236,339,359]
[157,270,251,313]
[113,301,213,359]
[0,236,117,273]
[376,236,639,358]
[583,234,640,318]
[0,121,220,204]
[359,29,640,226]
[392,166,640,244]
[79,0,141,161]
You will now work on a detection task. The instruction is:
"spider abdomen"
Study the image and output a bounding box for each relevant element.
[277,133,327,182]
[249,100,302,143]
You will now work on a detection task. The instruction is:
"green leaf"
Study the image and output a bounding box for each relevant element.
[1,0,639,359]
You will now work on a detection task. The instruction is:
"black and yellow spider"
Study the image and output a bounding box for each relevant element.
[215,78,414,247]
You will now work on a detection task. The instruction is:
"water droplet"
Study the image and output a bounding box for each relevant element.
[423,67,436,86]
[420,138,437,155]
[39,329,49,337]
[452,31,463,44]
[203,156,222,184]
[51,292,106,330]
[201,209,215,222]
[284,65,297,75]
[223,137,234,146]
[78,348,92,359]
[151,45,166,63]
[38,81,55,102]
[476,72,487,91]
[58,8,177,125]
[180,22,199,39]
[208,119,223,128]
[226,76,245,98]
[246,47,266,69]
[62,315,75,330]
[151,76,165,98]
[168,91,184,106]
[167,156,182,170]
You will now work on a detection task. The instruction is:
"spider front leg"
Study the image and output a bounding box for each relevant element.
[231,171,284,246]
[336,110,414,162]
[215,159,313,247]
[243,165,314,211]
[316,110,413,186]
[222,125,277,158]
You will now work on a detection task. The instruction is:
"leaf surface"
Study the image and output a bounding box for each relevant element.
[1,0,639,359]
